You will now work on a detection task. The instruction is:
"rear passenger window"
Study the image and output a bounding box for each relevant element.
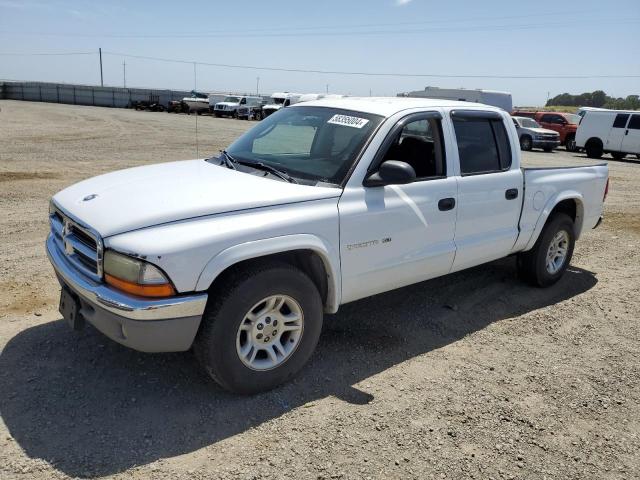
[628,115,640,130]
[453,117,512,175]
[613,114,630,128]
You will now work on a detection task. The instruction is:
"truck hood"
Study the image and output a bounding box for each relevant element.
[53,159,341,237]
[528,127,559,136]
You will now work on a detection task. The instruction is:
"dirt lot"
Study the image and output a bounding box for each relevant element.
[1,100,639,480]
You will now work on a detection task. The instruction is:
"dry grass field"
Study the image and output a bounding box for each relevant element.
[1,100,639,480]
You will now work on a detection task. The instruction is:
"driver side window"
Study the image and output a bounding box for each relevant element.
[381,118,446,179]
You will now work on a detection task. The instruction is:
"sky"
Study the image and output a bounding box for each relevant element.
[1,0,639,106]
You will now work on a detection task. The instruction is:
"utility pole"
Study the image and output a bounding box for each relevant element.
[326,84,329,94]
[193,62,197,91]
[99,48,103,87]
[123,61,126,88]
[256,76,260,95]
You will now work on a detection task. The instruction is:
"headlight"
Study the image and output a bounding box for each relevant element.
[103,250,175,297]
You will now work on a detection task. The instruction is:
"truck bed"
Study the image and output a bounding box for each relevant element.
[513,161,608,253]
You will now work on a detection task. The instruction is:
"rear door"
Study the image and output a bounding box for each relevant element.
[620,114,640,154]
[449,110,523,272]
[607,113,630,152]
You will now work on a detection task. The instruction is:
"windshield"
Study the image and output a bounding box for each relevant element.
[520,118,541,128]
[225,106,384,185]
[223,96,240,103]
[565,114,580,125]
[272,98,286,104]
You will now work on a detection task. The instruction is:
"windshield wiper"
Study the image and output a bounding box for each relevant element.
[219,150,237,170]
[236,160,298,184]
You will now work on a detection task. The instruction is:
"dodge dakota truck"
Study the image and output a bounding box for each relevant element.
[47,97,608,394]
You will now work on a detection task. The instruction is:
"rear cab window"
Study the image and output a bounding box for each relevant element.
[451,111,512,175]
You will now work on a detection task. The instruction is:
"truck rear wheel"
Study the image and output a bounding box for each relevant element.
[565,134,577,152]
[585,139,603,159]
[194,261,323,394]
[517,213,575,287]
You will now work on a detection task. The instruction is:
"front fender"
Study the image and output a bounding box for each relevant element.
[195,234,342,313]
[523,191,584,251]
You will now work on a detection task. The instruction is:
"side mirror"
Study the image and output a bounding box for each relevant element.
[364,160,416,187]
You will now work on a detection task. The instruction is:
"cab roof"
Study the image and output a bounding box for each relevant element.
[294,96,502,118]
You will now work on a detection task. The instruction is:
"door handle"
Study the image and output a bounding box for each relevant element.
[505,188,519,200]
[438,198,455,211]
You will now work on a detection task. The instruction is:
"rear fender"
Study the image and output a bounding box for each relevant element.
[523,192,584,251]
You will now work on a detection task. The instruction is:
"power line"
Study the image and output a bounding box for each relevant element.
[0,51,94,56]
[0,9,612,37]
[1,49,638,80]
[101,51,640,79]
[3,18,638,39]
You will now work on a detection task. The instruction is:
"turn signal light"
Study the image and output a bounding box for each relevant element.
[105,274,176,298]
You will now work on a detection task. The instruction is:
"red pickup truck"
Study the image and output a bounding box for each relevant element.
[511,111,581,152]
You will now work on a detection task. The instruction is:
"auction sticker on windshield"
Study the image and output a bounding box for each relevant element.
[327,114,370,129]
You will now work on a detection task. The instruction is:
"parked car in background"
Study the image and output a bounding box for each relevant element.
[261,92,302,119]
[399,86,513,112]
[167,100,189,114]
[576,109,640,159]
[46,97,608,394]
[182,91,210,114]
[512,111,581,151]
[214,95,263,118]
[207,94,228,114]
[511,116,560,151]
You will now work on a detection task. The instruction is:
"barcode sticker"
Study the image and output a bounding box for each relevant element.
[327,114,370,129]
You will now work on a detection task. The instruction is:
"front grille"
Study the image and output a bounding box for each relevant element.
[50,206,103,281]
[216,105,225,110]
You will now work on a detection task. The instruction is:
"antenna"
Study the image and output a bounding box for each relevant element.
[193,62,199,158]
[122,60,126,88]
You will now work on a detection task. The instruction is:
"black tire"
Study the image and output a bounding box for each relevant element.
[517,213,575,287]
[543,147,553,152]
[565,134,577,152]
[611,152,626,160]
[520,135,533,151]
[232,110,239,119]
[255,111,263,121]
[214,112,222,118]
[585,139,603,159]
[194,261,323,394]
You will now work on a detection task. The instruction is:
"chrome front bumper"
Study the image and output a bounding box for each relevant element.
[46,234,208,352]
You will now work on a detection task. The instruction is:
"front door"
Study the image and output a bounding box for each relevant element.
[338,113,457,303]
[449,110,523,272]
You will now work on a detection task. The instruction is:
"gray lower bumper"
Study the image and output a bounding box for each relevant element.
[46,234,208,352]
[533,140,561,149]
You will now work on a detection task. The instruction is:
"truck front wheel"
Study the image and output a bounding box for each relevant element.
[194,261,323,394]
[517,213,575,287]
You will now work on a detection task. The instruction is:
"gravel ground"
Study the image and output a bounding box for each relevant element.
[0,100,639,480]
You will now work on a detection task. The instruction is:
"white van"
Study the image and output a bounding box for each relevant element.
[576,109,640,159]
[214,95,262,118]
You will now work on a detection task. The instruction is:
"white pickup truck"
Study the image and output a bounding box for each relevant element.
[47,97,608,394]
